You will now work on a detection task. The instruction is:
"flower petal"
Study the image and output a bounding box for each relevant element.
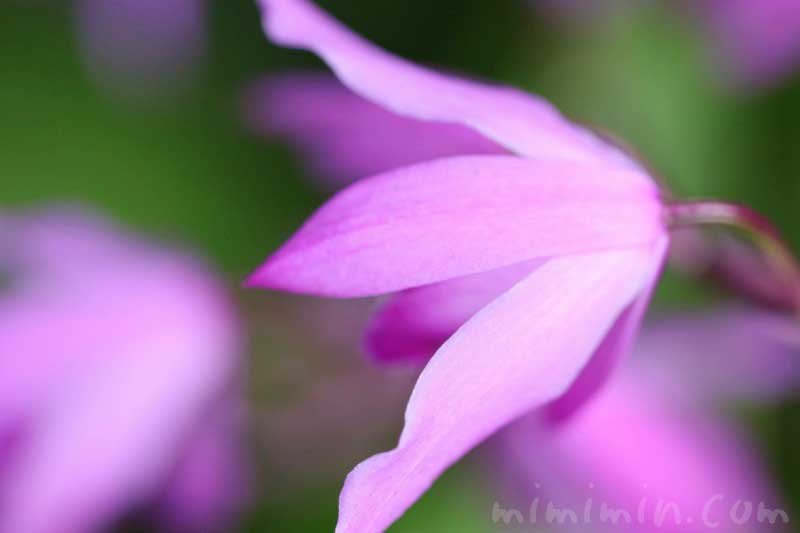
[497,369,782,533]
[156,401,249,532]
[547,236,667,420]
[243,73,506,188]
[633,308,800,406]
[336,245,662,532]
[0,211,242,533]
[247,155,664,297]
[256,0,642,171]
[367,237,667,373]
[364,260,544,365]
[0,337,229,533]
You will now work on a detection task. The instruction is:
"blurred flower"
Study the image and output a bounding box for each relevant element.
[0,208,247,533]
[242,73,504,189]
[355,258,798,531]
[693,0,800,90]
[75,0,206,99]
[492,309,799,532]
[248,1,676,531]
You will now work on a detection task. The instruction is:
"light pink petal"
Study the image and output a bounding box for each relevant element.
[243,73,506,188]
[547,236,667,420]
[0,212,242,533]
[364,260,544,365]
[632,308,800,406]
[257,0,643,172]
[0,244,233,434]
[156,401,249,533]
[0,208,143,279]
[366,238,667,372]
[336,245,663,532]
[247,155,664,297]
[497,370,785,533]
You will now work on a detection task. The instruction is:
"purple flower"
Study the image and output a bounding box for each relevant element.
[247,1,676,530]
[695,0,800,90]
[76,0,206,98]
[0,209,247,533]
[242,73,505,189]
[494,309,799,532]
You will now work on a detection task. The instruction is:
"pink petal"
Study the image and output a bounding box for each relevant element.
[0,212,243,533]
[547,236,667,420]
[497,369,783,533]
[243,73,506,188]
[156,401,249,533]
[1,343,223,533]
[632,308,800,406]
[247,155,664,297]
[256,0,643,172]
[336,244,663,532]
[364,260,544,365]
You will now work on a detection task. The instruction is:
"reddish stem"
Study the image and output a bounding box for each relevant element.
[667,200,800,314]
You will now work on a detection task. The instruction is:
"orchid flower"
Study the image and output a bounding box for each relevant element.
[76,0,206,99]
[247,1,800,531]
[493,309,799,533]
[0,209,247,533]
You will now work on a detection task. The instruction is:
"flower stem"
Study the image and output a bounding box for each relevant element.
[667,200,800,314]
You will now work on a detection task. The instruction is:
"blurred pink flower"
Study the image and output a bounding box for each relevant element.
[0,209,247,533]
[695,0,800,90]
[248,0,674,531]
[492,309,798,532]
[242,73,505,189]
[75,0,206,99]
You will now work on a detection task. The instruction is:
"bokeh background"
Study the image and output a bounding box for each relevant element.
[3,0,800,531]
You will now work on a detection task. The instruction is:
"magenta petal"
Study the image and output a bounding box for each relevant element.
[364,260,544,365]
[633,309,800,406]
[256,0,642,171]
[247,155,664,297]
[243,73,506,188]
[548,236,667,419]
[156,402,249,532]
[0,211,242,533]
[499,369,782,533]
[335,245,663,532]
